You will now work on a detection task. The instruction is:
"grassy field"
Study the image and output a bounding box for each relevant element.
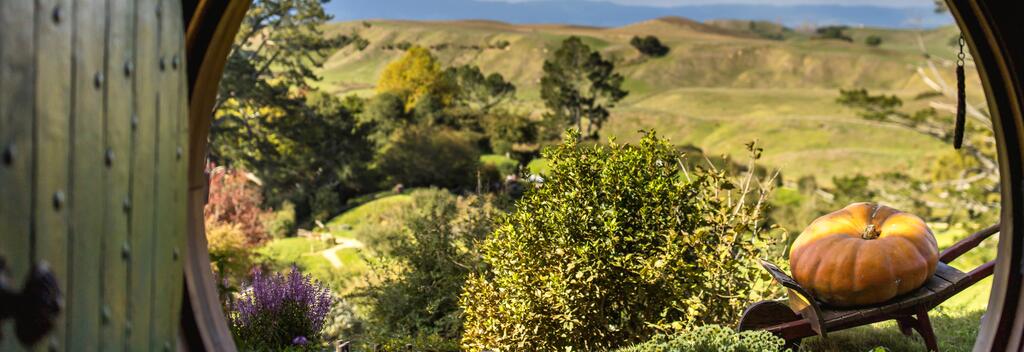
[317,18,982,185]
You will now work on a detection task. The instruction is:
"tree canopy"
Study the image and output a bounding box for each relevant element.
[211,0,373,225]
[540,36,628,140]
[630,35,670,57]
[378,47,458,111]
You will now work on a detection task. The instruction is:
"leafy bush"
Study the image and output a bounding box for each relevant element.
[321,298,364,344]
[362,189,498,350]
[815,26,853,42]
[865,35,883,47]
[482,111,537,154]
[460,131,777,351]
[207,223,258,299]
[615,325,788,352]
[230,267,334,350]
[262,201,296,239]
[205,166,269,245]
[375,126,481,190]
[630,35,671,57]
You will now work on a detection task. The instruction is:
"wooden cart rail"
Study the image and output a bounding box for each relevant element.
[739,223,1000,351]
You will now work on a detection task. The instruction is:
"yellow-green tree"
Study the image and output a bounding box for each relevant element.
[378,46,456,110]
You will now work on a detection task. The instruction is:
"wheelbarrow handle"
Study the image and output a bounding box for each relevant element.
[759,260,827,337]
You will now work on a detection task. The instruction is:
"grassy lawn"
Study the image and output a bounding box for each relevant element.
[257,237,371,294]
[326,193,413,242]
[481,154,519,176]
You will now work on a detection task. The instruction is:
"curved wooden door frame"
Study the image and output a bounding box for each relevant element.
[178,1,250,351]
[174,0,1024,350]
[947,1,1024,350]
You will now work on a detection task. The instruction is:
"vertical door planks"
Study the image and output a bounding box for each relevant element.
[1,2,191,349]
[150,0,184,349]
[128,0,159,349]
[66,0,108,349]
[100,0,135,350]
[0,0,36,349]
[32,0,73,350]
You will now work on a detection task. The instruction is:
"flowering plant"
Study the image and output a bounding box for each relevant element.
[230,266,334,350]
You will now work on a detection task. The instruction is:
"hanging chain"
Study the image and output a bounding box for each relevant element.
[957,34,967,67]
[954,34,967,150]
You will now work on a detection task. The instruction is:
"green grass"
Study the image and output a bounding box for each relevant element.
[527,158,551,175]
[481,154,519,176]
[257,237,333,264]
[256,237,372,294]
[326,193,413,241]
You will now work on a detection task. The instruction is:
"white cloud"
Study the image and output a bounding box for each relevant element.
[484,0,936,8]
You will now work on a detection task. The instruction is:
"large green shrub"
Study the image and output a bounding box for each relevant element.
[374,125,481,190]
[362,189,499,350]
[615,325,787,352]
[460,131,777,351]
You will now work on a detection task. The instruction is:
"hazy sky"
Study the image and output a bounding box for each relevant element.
[487,0,936,8]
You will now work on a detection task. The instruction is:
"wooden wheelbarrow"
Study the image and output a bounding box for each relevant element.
[738,223,1000,351]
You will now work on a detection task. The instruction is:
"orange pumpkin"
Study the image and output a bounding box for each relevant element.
[789,202,939,307]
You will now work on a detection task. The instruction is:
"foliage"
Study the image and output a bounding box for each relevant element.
[614,325,788,352]
[361,189,498,350]
[815,26,853,42]
[630,35,671,57]
[541,36,628,140]
[374,125,482,190]
[206,167,270,246]
[836,89,902,121]
[230,267,334,350]
[446,65,517,113]
[481,110,538,154]
[866,35,884,47]
[216,92,376,224]
[321,298,364,344]
[378,47,457,111]
[460,131,778,351]
[480,154,519,177]
[262,201,296,239]
[207,223,258,298]
[836,88,999,227]
[212,0,375,226]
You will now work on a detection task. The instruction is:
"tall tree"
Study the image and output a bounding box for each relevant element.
[377,47,457,111]
[211,0,374,224]
[445,65,516,113]
[541,36,628,140]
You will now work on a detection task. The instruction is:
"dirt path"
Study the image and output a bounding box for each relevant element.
[321,238,365,269]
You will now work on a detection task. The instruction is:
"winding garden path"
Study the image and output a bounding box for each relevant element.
[321,238,365,268]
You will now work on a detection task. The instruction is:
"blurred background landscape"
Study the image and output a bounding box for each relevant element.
[211,1,998,350]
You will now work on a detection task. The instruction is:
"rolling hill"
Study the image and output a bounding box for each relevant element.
[316,18,983,184]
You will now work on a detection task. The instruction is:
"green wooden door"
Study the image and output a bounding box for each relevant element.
[0,0,189,350]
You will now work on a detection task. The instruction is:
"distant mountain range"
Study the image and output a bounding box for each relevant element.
[324,0,952,29]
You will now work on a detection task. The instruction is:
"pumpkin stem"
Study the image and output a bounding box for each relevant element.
[862,224,880,240]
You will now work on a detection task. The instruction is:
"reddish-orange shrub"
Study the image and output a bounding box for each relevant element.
[205,166,269,246]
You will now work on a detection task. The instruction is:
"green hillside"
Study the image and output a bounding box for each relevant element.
[317,18,982,183]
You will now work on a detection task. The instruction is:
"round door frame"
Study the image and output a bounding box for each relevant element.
[175,0,1024,350]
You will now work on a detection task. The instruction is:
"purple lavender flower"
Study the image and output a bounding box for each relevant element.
[230,266,334,348]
